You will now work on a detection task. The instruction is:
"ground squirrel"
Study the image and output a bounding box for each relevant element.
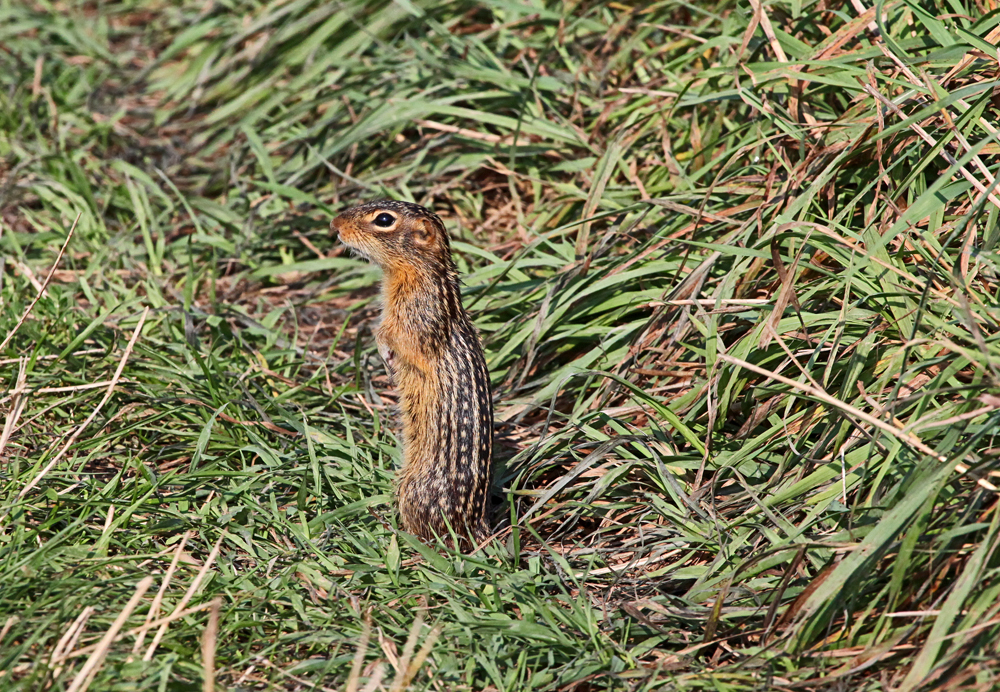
[332,200,493,547]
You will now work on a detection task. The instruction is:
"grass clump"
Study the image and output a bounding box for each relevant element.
[2,0,1000,690]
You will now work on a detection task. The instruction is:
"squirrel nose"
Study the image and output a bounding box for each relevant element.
[330,216,348,242]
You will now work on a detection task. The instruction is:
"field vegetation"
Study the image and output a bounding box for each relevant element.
[2,0,1000,689]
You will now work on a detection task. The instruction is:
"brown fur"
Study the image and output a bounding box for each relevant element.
[332,200,493,547]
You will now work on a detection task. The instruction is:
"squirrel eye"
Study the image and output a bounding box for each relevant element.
[373,212,396,228]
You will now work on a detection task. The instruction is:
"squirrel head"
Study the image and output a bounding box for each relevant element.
[332,200,453,276]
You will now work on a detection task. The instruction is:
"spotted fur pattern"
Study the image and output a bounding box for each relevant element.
[332,200,493,546]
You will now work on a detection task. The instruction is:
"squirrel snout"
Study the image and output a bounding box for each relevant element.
[330,216,346,241]
[331,216,357,250]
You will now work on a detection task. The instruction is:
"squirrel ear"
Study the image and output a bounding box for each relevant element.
[410,218,437,247]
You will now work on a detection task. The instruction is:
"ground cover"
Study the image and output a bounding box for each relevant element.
[2,0,1000,689]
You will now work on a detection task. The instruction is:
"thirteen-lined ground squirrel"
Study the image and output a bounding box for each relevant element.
[332,200,493,547]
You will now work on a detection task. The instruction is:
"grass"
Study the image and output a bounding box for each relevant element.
[2,0,1000,689]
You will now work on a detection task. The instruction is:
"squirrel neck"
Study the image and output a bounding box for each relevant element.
[379,258,465,356]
